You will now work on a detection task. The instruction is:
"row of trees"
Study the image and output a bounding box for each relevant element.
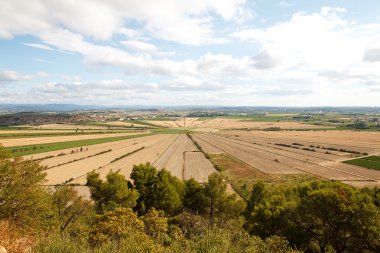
[1,145,379,252]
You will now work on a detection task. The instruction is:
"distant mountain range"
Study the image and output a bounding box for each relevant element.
[0,104,379,114]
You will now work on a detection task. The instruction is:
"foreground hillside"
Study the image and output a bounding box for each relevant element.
[0,146,379,253]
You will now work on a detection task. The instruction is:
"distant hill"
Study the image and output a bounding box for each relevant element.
[0,112,83,126]
[0,104,379,114]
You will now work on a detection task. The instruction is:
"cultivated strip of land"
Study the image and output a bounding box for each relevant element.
[5,133,150,156]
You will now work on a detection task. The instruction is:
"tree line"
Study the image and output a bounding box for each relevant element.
[0,146,379,252]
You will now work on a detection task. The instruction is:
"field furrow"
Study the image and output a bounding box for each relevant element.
[184,152,216,182]
[197,133,373,181]
[154,134,198,179]
[70,134,179,185]
[44,134,174,185]
[1,131,145,147]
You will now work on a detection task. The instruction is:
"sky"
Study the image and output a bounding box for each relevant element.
[1,0,380,106]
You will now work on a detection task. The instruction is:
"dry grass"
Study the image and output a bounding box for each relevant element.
[194,118,329,130]
[44,134,174,185]
[0,221,33,253]
[209,153,269,180]
[28,124,108,129]
[184,152,216,182]
[154,134,198,179]
[195,132,380,187]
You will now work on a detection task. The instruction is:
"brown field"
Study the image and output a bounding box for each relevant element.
[154,134,216,181]
[6,117,380,196]
[144,118,200,128]
[44,134,176,185]
[40,133,215,187]
[145,120,179,128]
[184,152,217,182]
[191,134,223,154]
[223,130,380,153]
[191,118,329,130]
[183,117,199,127]
[26,124,109,129]
[103,121,148,128]
[0,132,146,147]
[195,132,380,187]
[0,129,75,134]
[33,134,156,167]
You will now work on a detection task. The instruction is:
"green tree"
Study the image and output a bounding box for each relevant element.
[204,173,245,224]
[153,169,184,215]
[244,182,300,240]
[130,162,158,214]
[184,178,206,213]
[245,180,380,252]
[0,146,52,228]
[51,186,93,237]
[86,170,139,213]
[295,181,380,253]
[244,180,266,219]
[131,163,184,215]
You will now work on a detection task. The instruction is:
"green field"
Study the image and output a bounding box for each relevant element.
[343,156,380,170]
[5,133,150,157]
[0,129,141,139]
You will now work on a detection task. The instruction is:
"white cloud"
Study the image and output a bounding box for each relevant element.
[0,70,33,83]
[23,42,54,51]
[38,29,255,78]
[2,3,380,106]
[233,7,366,71]
[163,76,225,91]
[0,0,247,45]
[120,40,175,56]
[30,79,161,104]
[121,40,157,53]
[364,48,380,62]
[231,6,380,99]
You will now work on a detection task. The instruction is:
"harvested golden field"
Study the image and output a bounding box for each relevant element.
[44,134,176,185]
[27,124,109,129]
[144,120,178,128]
[94,134,179,182]
[195,132,380,187]
[34,134,157,167]
[223,130,380,153]
[192,118,329,130]
[103,121,148,128]
[183,117,199,127]
[191,134,223,154]
[145,119,190,128]
[184,152,216,182]
[154,134,216,181]
[154,134,197,178]
[7,117,380,192]
[39,133,216,187]
[0,129,74,134]
[1,131,146,147]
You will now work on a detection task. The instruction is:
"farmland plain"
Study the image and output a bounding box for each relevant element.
[2,115,380,197]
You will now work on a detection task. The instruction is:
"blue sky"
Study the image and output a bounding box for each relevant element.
[1,0,380,106]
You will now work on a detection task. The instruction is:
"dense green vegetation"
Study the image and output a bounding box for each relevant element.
[343,156,380,170]
[5,133,150,156]
[0,146,379,252]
